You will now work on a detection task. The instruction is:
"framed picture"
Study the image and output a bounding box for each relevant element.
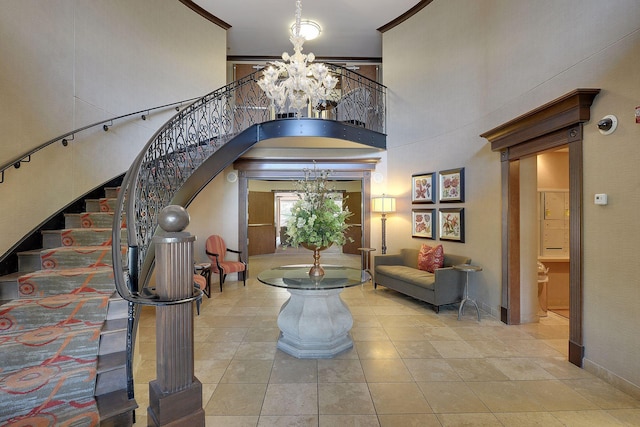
[411,172,436,203]
[438,168,464,202]
[439,208,465,242]
[412,209,435,239]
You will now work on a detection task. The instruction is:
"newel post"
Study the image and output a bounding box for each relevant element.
[147,205,204,426]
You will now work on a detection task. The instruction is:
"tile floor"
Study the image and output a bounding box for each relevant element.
[133,250,640,426]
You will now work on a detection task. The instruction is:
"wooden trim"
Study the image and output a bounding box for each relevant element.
[500,152,510,322]
[569,340,584,367]
[507,126,582,160]
[569,132,584,366]
[377,0,434,33]
[507,160,521,324]
[481,89,600,152]
[480,89,600,368]
[179,0,232,29]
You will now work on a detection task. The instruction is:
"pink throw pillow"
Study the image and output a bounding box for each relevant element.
[418,244,444,273]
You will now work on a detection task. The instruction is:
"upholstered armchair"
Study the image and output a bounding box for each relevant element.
[205,235,247,291]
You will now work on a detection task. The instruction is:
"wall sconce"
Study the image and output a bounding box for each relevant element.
[372,194,396,254]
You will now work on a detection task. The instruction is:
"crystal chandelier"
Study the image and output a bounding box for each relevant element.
[257,0,338,118]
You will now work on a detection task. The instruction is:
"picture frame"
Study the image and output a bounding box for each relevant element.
[412,209,435,239]
[438,167,464,202]
[411,172,436,203]
[439,208,465,242]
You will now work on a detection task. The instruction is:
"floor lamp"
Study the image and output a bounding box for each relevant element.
[372,194,396,254]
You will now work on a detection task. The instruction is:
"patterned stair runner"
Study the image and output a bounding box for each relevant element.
[0,187,124,425]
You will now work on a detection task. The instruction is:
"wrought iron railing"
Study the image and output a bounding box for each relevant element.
[110,64,386,398]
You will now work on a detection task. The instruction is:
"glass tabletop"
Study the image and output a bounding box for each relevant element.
[257,265,370,290]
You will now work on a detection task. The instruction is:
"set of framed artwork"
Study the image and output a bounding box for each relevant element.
[411,168,465,242]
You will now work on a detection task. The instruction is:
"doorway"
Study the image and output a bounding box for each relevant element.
[481,88,600,367]
[537,149,570,319]
[235,158,379,269]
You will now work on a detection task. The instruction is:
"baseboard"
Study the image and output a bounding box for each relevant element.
[583,358,640,401]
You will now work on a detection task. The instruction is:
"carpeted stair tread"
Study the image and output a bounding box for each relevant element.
[41,228,126,248]
[0,322,102,373]
[104,187,120,199]
[18,267,116,298]
[0,358,99,424]
[64,212,125,229]
[0,183,130,424]
[0,294,110,334]
[39,246,126,270]
[85,198,117,213]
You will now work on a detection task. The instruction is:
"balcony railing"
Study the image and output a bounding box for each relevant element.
[110,64,387,397]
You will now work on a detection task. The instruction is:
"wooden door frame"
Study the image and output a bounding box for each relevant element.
[481,89,599,367]
[233,157,379,273]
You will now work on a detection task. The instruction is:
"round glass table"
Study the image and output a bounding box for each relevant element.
[258,265,370,358]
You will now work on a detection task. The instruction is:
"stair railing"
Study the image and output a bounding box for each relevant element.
[0,98,202,184]
[111,64,387,399]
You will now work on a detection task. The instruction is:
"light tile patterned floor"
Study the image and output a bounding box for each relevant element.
[133,250,640,426]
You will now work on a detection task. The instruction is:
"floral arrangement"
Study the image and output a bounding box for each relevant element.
[286,166,353,249]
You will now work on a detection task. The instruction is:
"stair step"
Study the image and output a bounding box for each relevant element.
[99,318,127,355]
[42,228,126,248]
[65,212,125,229]
[17,266,116,298]
[39,245,126,270]
[104,187,121,199]
[16,249,42,272]
[106,295,129,320]
[0,294,110,335]
[0,359,100,422]
[96,389,137,427]
[0,272,21,301]
[96,351,127,395]
[1,323,103,372]
[86,197,118,213]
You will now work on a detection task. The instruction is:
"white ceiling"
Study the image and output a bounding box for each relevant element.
[193,0,422,59]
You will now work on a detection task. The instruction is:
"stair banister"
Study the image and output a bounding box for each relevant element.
[111,64,387,401]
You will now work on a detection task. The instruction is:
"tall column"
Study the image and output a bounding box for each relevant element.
[148,206,204,426]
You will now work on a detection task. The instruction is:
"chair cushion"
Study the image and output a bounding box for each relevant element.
[220,261,245,273]
[418,244,444,273]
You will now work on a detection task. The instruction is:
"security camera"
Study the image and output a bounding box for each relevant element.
[597,115,617,135]
[597,118,613,131]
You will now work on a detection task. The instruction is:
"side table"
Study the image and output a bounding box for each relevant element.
[194,262,211,297]
[357,247,376,280]
[454,263,482,321]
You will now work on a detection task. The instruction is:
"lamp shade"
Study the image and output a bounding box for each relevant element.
[372,195,396,214]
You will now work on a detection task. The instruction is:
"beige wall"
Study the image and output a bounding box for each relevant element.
[383,0,640,392]
[0,0,226,254]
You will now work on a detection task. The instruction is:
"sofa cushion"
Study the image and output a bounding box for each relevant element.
[376,265,435,289]
[418,244,444,273]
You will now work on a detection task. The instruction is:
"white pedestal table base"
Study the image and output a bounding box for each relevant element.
[277,288,353,358]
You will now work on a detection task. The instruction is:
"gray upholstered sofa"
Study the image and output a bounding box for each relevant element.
[374,248,471,313]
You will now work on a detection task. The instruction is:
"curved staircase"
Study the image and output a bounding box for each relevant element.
[0,64,386,424]
[0,186,135,425]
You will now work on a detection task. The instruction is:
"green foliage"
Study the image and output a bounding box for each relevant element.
[286,166,353,248]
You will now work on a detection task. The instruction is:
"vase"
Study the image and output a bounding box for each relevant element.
[301,243,329,278]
